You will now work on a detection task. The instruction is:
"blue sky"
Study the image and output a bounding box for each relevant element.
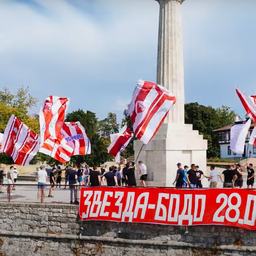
[0,0,256,123]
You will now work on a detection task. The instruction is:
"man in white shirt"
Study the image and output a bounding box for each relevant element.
[209,165,219,188]
[12,167,19,190]
[37,165,48,200]
[138,161,148,187]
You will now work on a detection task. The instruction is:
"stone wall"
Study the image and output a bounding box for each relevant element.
[0,202,256,256]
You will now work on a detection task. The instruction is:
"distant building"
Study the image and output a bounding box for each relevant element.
[214,121,255,159]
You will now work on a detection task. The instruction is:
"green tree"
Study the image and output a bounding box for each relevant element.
[99,112,119,138]
[185,103,235,158]
[0,86,39,164]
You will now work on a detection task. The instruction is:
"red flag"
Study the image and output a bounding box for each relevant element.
[1,115,40,166]
[128,80,176,144]
[62,122,91,156]
[236,89,256,122]
[108,126,133,157]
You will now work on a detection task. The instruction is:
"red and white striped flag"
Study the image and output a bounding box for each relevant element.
[39,96,69,143]
[108,126,133,157]
[62,122,91,156]
[128,80,176,144]
[39,96,73,163]
[236,89,256,122]
[1,115,40,165]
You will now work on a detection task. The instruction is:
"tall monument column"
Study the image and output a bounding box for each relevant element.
[134,0,207,187]
[156,0,185,124]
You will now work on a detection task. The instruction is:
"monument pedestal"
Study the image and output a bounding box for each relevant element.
[134,123,208,187]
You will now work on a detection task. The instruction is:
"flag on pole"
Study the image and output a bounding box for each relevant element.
[127,80,176,144]
[230,119,251,154]
[1,115,40,165]
[108,126,133,158]
[39,96,69,144]
[249,127,256,146]
[62,122,91,155]
[236,89,256,122]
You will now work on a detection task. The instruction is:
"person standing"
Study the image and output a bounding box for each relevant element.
[104,167,118,186]
[56,166,62,189]
[7,166,14,195]
[77,166,83,186]
[209,165,218,188]
[83,165,90,186]
[116,166,122,186]
[37,165,48,200]
[88,167,101,187]
[183,165,189,187]
[234,164,244,188]
[126,162,137,187]
[220,165,237,188]
[186,164,197,188]
[173,163,184,188]
[195,165,209,188]
[138,161,148,187]
[12,167,19,190]
[122,164,129,186]
[246,163,255,188]
[67,166,78,204]
[48,168,57,197]
[0,166,5,193]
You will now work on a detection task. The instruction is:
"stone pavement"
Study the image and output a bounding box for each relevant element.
[0,181,76,204]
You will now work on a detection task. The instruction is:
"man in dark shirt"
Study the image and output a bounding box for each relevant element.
[126,162,137,187]
[247,163,255,188]
[186,164,197,188]
[104,167,118,186]
[88,167,101,187]
[195,165,209,188]
[220,165,237,188]
[234,164,243,188]
[48,168,57,197]
[122,164,129,186]
[68,167,78,204]
[173,163,184,188]
[0,166,5,193]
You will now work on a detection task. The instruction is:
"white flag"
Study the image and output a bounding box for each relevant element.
[230,119,251,154]
[249,127,256,146]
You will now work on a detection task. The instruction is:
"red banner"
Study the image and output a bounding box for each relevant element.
[79,187,256,230]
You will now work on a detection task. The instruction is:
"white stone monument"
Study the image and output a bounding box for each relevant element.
[134,0,207,186]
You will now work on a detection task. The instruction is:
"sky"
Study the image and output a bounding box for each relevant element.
[0,0,256,123]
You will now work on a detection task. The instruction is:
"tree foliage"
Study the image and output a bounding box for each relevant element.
[185,103,236,158]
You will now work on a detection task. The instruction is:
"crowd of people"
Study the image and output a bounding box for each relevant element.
[173,163,255,189]
[36,161,148,204]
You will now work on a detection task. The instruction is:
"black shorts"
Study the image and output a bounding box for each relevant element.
[235,179,243,187]
[14,178,17,183]
[247,179,254,186]
[0,179,3,185]
[50,182,55,188]
[140,174,148,181]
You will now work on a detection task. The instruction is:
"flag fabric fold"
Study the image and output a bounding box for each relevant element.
[249,127,256,146]
[236,89,256,122]
[1,115,40,165]
[39,96,70,144]
[128,80,176,144]
[230,119,251,154]
[108,126,133,158]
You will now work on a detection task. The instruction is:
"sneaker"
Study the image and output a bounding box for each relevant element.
[48,195,54,197]
[0,191,4,193]
[70,201,73,204]
[74,201,79,205]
